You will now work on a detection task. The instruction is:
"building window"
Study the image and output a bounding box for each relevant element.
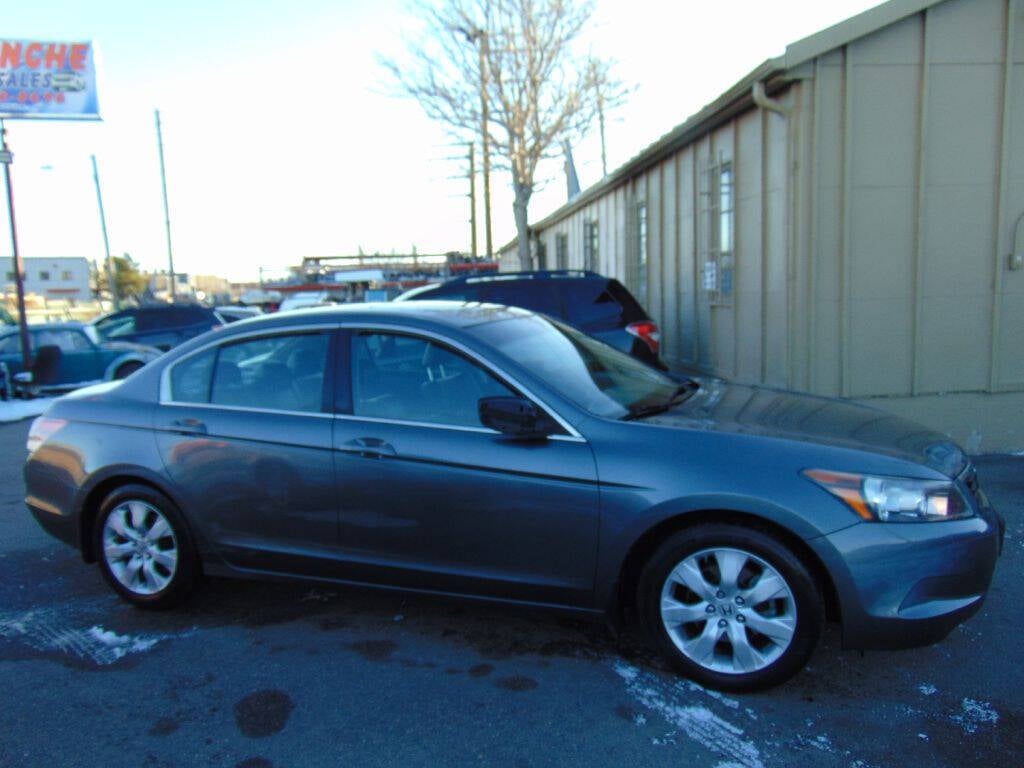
[39,271,51,281]
[61,270,73,281]
[555,233,568,269]
[700,157,734,305]
[636,202,648,304]
[583,220,598,271]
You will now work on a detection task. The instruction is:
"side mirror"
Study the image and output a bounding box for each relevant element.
[479,396,556,439]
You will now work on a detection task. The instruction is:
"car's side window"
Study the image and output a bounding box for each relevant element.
[0,334,19,355]
[96,312,137,338]
[34,329,92,352]
[170,349,216,403]
[211,332,329,413]
[351,332,515,428]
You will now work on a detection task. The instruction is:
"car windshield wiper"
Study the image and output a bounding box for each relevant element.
[622,379,700,421]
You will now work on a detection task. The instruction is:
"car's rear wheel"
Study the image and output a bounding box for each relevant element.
[113,361,144,380]
[638,524,823,692]
[95,485,199,609]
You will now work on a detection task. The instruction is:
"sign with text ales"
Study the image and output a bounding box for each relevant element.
[0,39,100,120]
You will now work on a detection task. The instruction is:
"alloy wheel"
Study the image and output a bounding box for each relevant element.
[101,500,179,596]
[659,546,797,675]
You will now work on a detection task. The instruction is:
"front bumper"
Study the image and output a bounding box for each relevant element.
[810,501,1001,651]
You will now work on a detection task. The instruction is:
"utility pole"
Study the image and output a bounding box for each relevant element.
[468,142,478,258]
[0,119,31,369]
[91,155,119,310]
[477,31,493,260]
[459,25,493,260]
[597,86,608,177]
[155,109,176,301]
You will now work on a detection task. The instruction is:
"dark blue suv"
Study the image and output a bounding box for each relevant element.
[92,304,224,351]
[397,270,665,369]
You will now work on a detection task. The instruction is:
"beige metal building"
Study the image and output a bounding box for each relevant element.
[502,0,1024,452]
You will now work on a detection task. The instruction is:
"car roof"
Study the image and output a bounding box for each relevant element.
[222,300,532,333]
[1,321,87,333]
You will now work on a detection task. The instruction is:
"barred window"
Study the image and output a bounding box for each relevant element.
[636,202,648,304]
[555,233,568,269]
[700,156,735,305]
[583,220,598,271]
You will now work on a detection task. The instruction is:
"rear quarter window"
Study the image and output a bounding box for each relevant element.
[170,349,216,403]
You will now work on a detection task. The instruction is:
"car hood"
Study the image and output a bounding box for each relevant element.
[642,378,966,477]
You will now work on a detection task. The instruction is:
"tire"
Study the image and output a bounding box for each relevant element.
[114,361,144,380]
[94,484,200,609]
[637,524,823,692]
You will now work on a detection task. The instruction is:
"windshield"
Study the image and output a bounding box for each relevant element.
[473,315,685,419]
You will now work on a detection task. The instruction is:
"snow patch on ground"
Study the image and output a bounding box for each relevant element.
[0,609,186,665]
[0,397,55,423]
[952,698,999,733]
[612,661,764,768]
[918,683,938,696]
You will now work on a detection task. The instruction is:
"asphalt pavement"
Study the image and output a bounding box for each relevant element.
[0,417,1021,768]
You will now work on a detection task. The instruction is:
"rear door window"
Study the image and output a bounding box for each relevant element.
[169,332,330,413]
[213,333,330,413]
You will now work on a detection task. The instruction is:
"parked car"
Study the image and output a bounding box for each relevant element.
[92,304,224,351]
[212,306,262,324]
[24,303,1002,691]
[0,322,160,396]
[278,291,336,313]
[396,270,666,369]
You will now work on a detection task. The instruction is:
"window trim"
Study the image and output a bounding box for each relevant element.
[159,321,585,441]
[160,324,339,411]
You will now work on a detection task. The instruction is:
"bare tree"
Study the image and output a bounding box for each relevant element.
[385,0,622,269]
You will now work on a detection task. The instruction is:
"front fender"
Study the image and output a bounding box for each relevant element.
[593,490,850,612]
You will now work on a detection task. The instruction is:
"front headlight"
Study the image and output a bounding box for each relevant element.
[803,469,972,522]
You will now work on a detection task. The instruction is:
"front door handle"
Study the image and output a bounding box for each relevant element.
[170,418,207,435]
[339,437,396,458]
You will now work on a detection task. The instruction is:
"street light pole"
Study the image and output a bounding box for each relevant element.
[0,119,31,369]
[155,109,176,302]
[90,154,118,311]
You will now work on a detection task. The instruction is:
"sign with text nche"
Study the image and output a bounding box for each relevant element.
[0,40,100,120]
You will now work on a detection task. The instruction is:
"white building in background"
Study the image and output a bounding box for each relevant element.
[1,257,92,301]
[504,0,1024,452]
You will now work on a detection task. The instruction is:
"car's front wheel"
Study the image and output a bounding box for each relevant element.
[95,485,199,608]
[638,524,823,692]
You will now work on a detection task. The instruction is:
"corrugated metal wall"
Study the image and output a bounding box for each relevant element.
[525,0,1022,411]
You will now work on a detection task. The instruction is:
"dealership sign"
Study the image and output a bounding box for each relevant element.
[0,39,100,120]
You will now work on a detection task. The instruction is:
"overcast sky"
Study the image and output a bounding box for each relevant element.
[1,0,882,282]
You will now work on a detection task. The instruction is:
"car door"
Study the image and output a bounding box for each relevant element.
[154,327,341,575]
[331,327,600,607]
[134,308,185,350]
[32,328,104,385]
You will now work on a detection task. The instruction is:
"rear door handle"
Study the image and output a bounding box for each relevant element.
[339,437,396,458]
[170,418,207,435]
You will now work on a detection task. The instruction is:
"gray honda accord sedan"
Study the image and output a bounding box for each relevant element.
[23,302,1003,690]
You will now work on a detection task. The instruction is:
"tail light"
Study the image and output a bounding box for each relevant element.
[27,417,67,454]
[626,321,661,355]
